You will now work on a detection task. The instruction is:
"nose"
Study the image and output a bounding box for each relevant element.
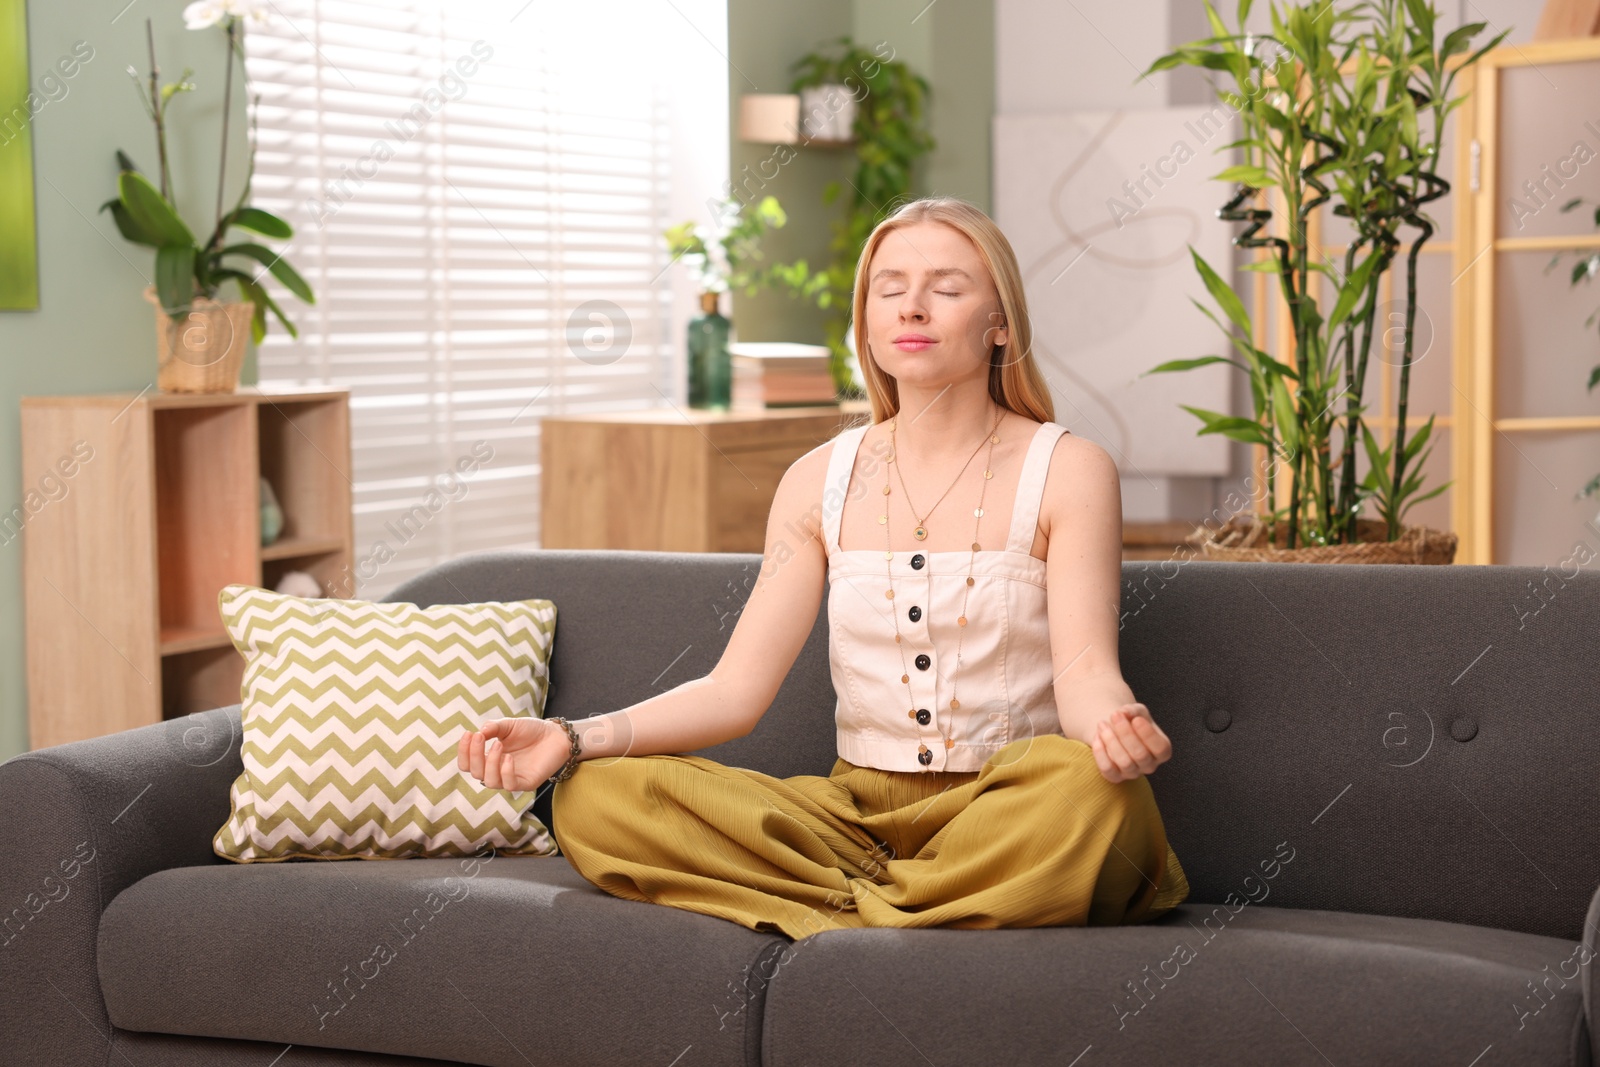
[898,291,928,323]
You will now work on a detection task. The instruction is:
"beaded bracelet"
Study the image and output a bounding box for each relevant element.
[547,716,583,783]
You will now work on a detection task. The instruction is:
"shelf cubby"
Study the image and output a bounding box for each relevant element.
[22,386,355,748]
[154,403,258,644]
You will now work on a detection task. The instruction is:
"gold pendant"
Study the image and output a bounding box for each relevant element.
[944,737,955,749]
[913,525,928,540]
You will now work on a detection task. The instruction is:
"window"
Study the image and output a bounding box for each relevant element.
[243,0,725,596]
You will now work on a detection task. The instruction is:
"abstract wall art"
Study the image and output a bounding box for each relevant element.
[994,107,1241,477]
[0,0,39,311]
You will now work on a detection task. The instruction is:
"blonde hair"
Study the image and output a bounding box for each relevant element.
[850,196,1055,425]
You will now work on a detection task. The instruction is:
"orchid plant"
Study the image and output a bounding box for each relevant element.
[100,2,312,343]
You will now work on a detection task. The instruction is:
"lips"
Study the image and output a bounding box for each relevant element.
[893,335,935,351]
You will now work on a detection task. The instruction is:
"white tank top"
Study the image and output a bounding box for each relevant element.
[820,419,1071,772]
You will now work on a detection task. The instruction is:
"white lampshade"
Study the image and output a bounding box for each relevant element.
[738,93,802,144]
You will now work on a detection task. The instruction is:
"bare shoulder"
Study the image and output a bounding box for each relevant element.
[1040,428,1120,534]
[790,431,844,494]
[771,434,841,547]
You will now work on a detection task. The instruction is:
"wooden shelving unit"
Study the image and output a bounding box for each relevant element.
[20,385,354,749]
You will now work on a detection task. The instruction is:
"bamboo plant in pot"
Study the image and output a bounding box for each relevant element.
[102,5,313,394]
[1142,0,1503,563]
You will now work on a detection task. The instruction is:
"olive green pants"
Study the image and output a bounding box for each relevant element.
[551,732,1189,940]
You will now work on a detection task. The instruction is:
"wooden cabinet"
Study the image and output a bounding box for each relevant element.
[537,402,1186,558]
[540,405,863,552]
[20,386,354,749]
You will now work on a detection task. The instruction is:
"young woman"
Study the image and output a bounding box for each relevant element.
[459,196,1190,940]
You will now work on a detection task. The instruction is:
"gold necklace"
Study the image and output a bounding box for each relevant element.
[890,408,1001,541]
[881,404,1004,767]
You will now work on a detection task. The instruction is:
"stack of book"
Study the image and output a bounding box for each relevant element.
[729,343,837,410]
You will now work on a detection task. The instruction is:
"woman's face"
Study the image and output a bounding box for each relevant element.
[862,221,1008,389]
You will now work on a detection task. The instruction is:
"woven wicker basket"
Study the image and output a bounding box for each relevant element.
[1188,515,1458,565]
[144,285,255,394]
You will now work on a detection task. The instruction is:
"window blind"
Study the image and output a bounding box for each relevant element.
[242,0,690,597]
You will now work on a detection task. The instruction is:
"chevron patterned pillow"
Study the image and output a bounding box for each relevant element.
[213,583,561,862]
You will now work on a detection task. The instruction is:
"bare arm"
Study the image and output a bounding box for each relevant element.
[569,444,830,759]
[459,442,832,790]
[1042,435,1173,782]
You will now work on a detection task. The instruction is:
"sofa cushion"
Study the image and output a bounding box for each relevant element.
[760,905,1591,1067]
[109,1032,477,1066]
[214,583,559,862]
[98,854,786,1067]
[1116,560,1600,944]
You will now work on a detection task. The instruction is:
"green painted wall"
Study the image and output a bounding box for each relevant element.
[0,0,249,761]
[853,0,994,211]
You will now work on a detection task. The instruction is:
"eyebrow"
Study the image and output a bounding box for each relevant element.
[869,266,976,285]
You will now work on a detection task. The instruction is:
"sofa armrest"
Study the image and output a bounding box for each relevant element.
[0,705,244,1065]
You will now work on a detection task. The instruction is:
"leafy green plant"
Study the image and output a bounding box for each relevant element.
[1550,196,1600,501]
[1140,0,1503,548]
[770,36,935,399]
[665,194,789,297]
[99,10,312,344]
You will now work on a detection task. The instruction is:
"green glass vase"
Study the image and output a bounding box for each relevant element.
[687,290,731,410]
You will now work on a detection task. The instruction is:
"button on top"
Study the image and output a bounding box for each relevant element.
[910,553,925,570]
[908,605,922,623]
[915,708,931,725]
[914,654,931,671]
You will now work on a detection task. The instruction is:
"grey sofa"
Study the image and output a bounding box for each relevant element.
[3,548,1598,1067]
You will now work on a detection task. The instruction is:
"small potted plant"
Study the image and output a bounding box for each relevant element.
[665,194,788,410]
[101,4,313,393]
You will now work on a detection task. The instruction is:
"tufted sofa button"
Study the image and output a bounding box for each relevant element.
[1203,707,1232,733]
[1450,716,1478,742]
